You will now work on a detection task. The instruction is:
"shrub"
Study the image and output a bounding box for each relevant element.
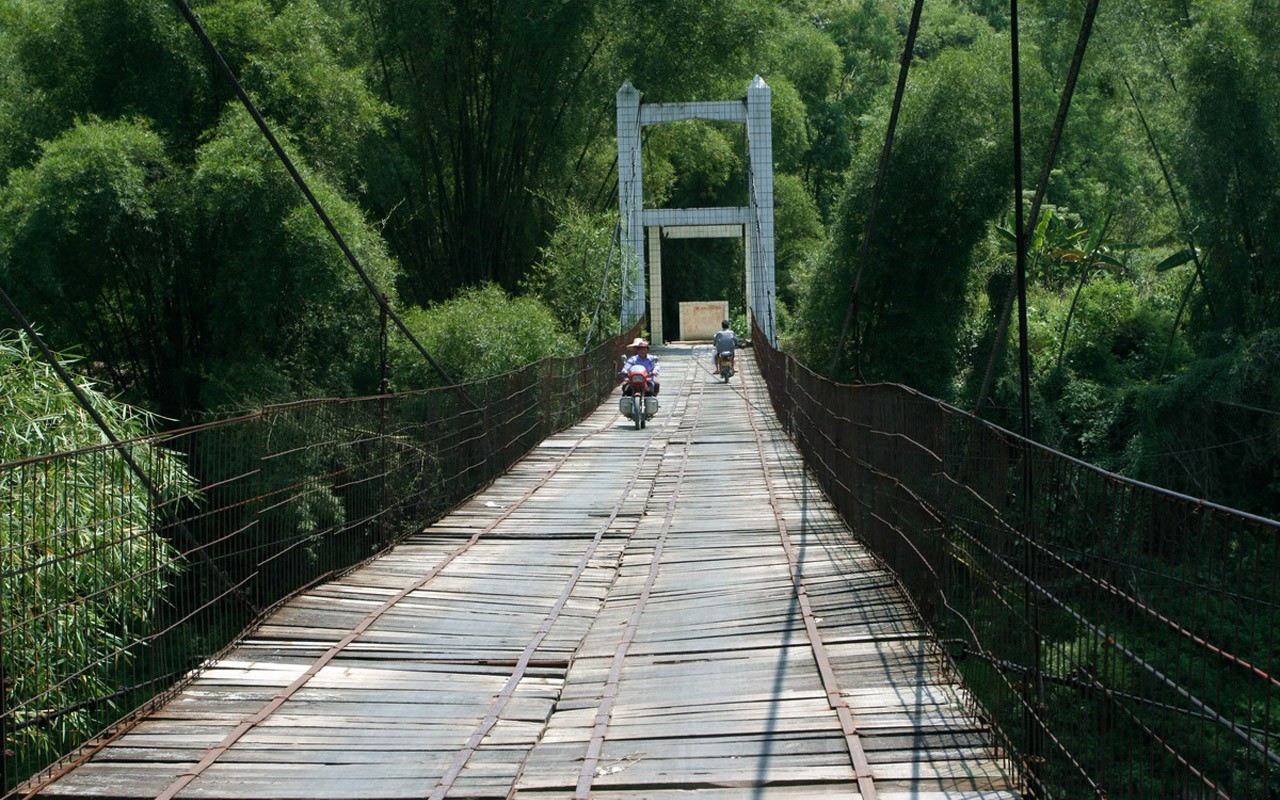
[1127,329,1280,514]
[0,329,187,762]
[522,203,621,347]
[387,284,576,389]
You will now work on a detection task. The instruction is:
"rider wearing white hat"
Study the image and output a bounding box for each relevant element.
[620,338,660,395]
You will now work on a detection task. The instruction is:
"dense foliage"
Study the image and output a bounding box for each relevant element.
[2,2,1277,794]
[0,330,187,756]
[0,0,1275,516]
[792,33,1012,396]
[782,0,1280,519]
[521,202,624,348]
[386,284,577,388]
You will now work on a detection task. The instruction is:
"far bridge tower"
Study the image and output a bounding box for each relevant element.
[616,77,777,345]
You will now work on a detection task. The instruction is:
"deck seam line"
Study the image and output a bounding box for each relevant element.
[741,353,881,799]
[426,379,686,799]
[573,345,709,799]
[150,409,623,800]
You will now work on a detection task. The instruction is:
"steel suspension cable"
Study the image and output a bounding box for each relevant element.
[972,0,1102,415]
[949,503,1280,771]
[0,286,262,620]
[168,0,462,393]
[1120,75,1216,370]
[1007,1,1047,792]
[582,221,620,354]
[828,0,926,379]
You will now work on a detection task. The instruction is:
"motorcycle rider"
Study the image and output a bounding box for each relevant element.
[712,320,738,371]
[620,338,660,396]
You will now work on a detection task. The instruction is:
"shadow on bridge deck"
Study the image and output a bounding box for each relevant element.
[33,344,1017,800]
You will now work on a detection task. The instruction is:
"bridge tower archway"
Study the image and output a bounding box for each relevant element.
[616,77,777,345]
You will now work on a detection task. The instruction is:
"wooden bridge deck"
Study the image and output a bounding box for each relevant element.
[34,345,1017,800]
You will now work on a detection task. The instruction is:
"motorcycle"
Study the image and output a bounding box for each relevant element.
[716,350,735,383]
[618,363,658,429]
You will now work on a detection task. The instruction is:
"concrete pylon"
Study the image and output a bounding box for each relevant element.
[746,76,777,344]
[616,78,776,345]
[616,81,646,328]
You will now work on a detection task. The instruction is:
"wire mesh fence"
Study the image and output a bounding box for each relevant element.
[0,326,634,796]
[755,326,1280,799]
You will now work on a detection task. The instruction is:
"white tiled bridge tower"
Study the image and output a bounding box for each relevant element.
[616,77,777,345]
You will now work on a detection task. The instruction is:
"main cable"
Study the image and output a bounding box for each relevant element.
[582,221,620,354]
[828,0,926,379]
[169,0,463,394]
[971,0,1102,415]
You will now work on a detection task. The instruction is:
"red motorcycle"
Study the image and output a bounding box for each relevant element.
[619,364,658,430]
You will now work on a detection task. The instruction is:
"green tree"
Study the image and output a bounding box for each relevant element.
[793,34,1012,395]
[356,0,604,303]
[0,110,396,417]
[1127,329,1280,514]
[787,0,898,222]
[773,172,825,310]
[522,202,622,348]
[0,118,183,406]
[1174,2,1280,341]
[0,0,211,169]
[356,0,788,305]
[386,283,575,389]
[196,0,389,185]
[0,0,402,419]
[186,106,395,410]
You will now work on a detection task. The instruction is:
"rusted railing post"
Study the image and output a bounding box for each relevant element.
[1,576,10,796]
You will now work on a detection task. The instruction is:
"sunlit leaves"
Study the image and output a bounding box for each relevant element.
[0,0,401,416]
[793,32,1012,394]
[201,0,390,182]
[188,105,392,409]
[1154,247,1197,273]
[0,329,187,757]
[522,202,622,347]
[1174,1,1280,339]
[0,117,176,395]
[386,284,576,389]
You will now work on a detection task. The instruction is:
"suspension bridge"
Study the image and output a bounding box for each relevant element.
[10,343,1016,799]
[3,329,1277,799]
[2,0,1278,794]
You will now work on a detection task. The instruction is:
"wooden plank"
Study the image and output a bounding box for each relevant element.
[30,346,1014,800]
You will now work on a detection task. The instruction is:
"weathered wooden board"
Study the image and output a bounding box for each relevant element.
[32,346,1015,800]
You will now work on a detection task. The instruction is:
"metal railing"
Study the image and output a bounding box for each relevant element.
[0,326,635,796]
[755,325,1280,799]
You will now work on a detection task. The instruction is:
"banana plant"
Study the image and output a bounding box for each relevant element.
[1053,211,1124,369]
[997,205,1123,291]
[997,206,1124,368]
